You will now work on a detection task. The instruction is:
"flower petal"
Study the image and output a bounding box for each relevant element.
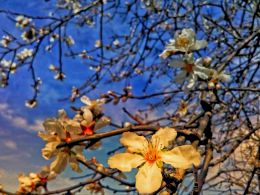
[161,145,201,169]
[219,72,232,83]
[136,162,162,194]
[120,132,148,153]
[73,146,86,162]
[193,70,209,80]
[58,109,67,120]
[65,119,82,135]
[82,108,93,124]
[80,96,91,106]
[186,75,197,89]
[69,156,82,173]
[169,59,185,68]
[50,152,68,174]
[42,141,59,160]
[175,71,187,84]
[191,40,208,50]
[108,153,145,172]
[151,127,177,149]
[38,132,58,142]
[94,116,110,130]
[181,28,195,40]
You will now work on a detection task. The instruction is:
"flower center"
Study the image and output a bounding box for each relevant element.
[176,37,190,48]
[40,177,48,184]
[184,63,193,73]
[81,123,95,135]
[64,131,72,142]
[144,142,160,164]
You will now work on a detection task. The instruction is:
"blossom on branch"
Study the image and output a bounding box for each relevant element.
[16,15,32,29]
[108,127,201,194]
[160,28,207,59]
[39,109,85,174]
[16,166,56,194]
[169,54,211,89]
[80,95,106,116]
[0,35,11,47]
[208,70,232,89]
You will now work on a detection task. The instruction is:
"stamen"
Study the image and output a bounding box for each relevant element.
[64,131,72,142]
[176,37,190,48]
[143,140,161,164]
[184,63,193,73]
[81,122,95,135]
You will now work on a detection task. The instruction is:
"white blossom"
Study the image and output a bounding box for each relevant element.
[16,15,32,28]
[169,54,211,89]
[160,28,207,59]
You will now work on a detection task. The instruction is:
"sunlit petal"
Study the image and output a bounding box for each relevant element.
[50,152,68,174]
[120,132,148,152]
[42,141,59,160]
[80,95,92,106]
[151,127,177,149]
[94,116,110,130]
[136,162,162,194]
[219,72,232,82]
[69,156,82,173]
[82,108,93,124]
[108,153,145,172]
[191,40,208,50]
[161,145,201,169]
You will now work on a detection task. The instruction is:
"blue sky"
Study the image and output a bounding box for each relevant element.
[0,1,147,193]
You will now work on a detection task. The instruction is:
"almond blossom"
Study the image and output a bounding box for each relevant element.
[16,15,31,29]
[0,35,11,47]
[21,28,37,42]
[16,48,33,61]
[169,54,211,89]
[208,70,232,89]
[160,28,207,59]
[108,127,201,194]
[39,109,86,174]
[16,167,56,194]
[80,95,106,116]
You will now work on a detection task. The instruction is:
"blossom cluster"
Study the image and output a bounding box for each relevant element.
[13,96,110,194]
[160,28,231,89]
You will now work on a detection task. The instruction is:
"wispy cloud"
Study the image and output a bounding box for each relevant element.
[3,140,17,150]
[0,102,44,132]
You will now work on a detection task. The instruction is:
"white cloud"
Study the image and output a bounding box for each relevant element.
[3,140,17,150]
[0,102,44,132]
[0,152,31,161]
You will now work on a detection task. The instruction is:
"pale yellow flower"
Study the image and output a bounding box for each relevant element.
[108,127,201,194]
[17,173,41,194]
[160,28,207,59]
[16,167,56,194]
[0,59,17,74]
[80,95,106,116]
[64,35,75,45]
[25,99,37,108]
[0,35,11,47]
[16,15,31,28]
[21,28,37,42]
[16,48,33,61]
[54,72,66,80]
[39,109,85,174]
[208,70,231,89]
[95,40,101,48]
[177,100,188,116]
